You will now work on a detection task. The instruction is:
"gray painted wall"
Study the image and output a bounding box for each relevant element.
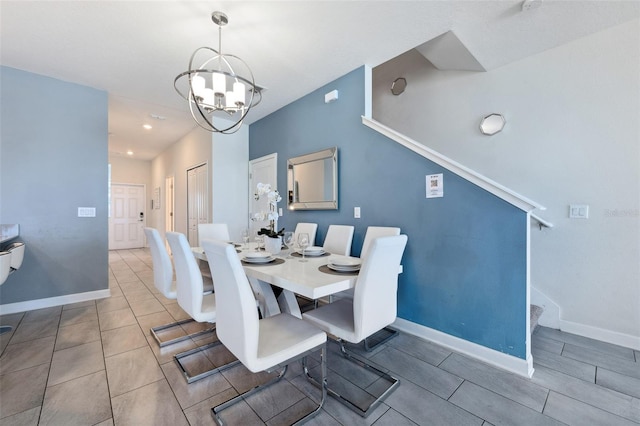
[372,20,639,341]
[1,66,108,305]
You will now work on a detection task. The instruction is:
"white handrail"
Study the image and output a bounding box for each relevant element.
[530,213,554,230]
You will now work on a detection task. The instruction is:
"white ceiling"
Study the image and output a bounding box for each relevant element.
[2,1,638,160]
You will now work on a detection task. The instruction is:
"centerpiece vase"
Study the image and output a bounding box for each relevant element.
[264,236,282,255]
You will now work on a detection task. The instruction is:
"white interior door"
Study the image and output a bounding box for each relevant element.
[187,163,209,245]
[249,153,277,236]
[109,183,145,249]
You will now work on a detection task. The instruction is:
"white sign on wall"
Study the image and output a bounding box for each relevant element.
[426,173,444,198]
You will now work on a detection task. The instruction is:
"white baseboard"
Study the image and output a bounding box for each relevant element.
[0,289,111,315]
[559,319,640,351]
[393,318,534,378]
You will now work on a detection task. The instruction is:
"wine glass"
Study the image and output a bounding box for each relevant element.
[254,230,263,251]
[297,232,310,262]
[283,231,294,258]
[241,229,250,250]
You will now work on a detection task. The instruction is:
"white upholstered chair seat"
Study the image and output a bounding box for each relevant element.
[202,239,327,424]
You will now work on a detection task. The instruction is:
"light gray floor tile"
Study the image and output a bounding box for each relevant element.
[95,417,114,426]
[48,340,105,386]
[21,306,61,323]
[55,319,101,351]
[98,307,137,331]
[96,295,130,313]
[161,358,232,410]
[537,327,636,361]
[449,381,563,426]
[244,378,306,422]
[40,370,111,425]
[384,377,481,425]
[63,300,96,310]
[370,346,463,399]
[145,335,197,365]
[562,343,640,380]
[532,347,596,382]
[387,332,452,366]
[137,311,180,337]
[59,305,98,327]
[0,363,49,419]
[128,297,166,316]
[111,379,189,426]
[531,333,564,354]
[0,405,40,425]
[531,364,640,423]
[0,336,55,374]
[102,323,148,357]
[265,397,323,425]
[544,391,639,426]
[214,398,266,426]
[440,353,549,412]
[105,346,164,397]
[596,368,640,399]
[122,288,156,303]
[371,408,419,426]
[9,317,59,344]
[165,302,191,320]
[314,390,388,425]
[182,387,238,426]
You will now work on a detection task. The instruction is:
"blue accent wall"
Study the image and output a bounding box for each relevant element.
[250,67,528,358]
[1,66,108,304]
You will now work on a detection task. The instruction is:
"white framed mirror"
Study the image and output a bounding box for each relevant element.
[287,147,338,210]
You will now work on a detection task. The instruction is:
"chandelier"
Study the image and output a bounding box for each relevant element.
[174,11,262,134]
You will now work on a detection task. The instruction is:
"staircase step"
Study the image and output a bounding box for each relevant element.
[530,304,544,334]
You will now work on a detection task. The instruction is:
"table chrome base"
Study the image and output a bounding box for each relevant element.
[175,340,240,384]
[151,319,214,348]
[212,345,327,426]
[304,339,399,418]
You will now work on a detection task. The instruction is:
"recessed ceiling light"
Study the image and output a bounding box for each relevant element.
[127,150,134,156]
[143,124,152,130]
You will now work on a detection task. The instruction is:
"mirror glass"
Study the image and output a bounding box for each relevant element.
[287,147,338,210]
[480,113,506,135]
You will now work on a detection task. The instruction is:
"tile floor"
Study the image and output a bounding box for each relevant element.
[1,248,639,425]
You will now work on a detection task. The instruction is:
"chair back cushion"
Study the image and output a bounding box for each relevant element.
[360,226,400,259]
[322,225,354,256]
[144,227,174,298]
[294,223,318,247]
[202,239,259,366]
[198,223,230,246]
[353,234,408,341]
[166,232,206,321]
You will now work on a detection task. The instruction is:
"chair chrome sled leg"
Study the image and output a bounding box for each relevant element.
[174,339,240,384]
[151,318,215,348]
[212,346,327,426]
[304,339,399,418]
[363,326,399,352]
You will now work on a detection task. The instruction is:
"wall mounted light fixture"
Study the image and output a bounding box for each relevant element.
[480,113,506,135]
[391,77,407,95]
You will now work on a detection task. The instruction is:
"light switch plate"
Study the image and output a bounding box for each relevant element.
[78,207,96,217]
[569,204,589,219]
[354,207,361,219]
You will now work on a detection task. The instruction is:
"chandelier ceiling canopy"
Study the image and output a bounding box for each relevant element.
[174,11,262,134]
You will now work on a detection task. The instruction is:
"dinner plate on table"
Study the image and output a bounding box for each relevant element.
[327,263,360,272]
[329,257,361,268]
[243,254,276,264]
[298,246,325,256]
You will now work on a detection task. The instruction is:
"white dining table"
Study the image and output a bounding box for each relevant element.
[191,244,359,318]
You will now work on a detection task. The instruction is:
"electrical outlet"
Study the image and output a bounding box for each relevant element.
[78,207,96,217]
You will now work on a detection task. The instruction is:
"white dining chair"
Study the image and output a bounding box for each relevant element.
[197,223,230,279]
[355,226,403,349]
[4,242,25,271]
[294,222,318,247]
[166,231,238,383]
[202,239,328,425]
[322,225,354,256]
[144,227,213,347]
[303,234,408,417]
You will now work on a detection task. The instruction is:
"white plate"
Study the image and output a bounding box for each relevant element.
[243,256,275,264]
[244,251,272,259]
[327,263,360,272]
[298,246,325,256]
[329,257,361,268]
